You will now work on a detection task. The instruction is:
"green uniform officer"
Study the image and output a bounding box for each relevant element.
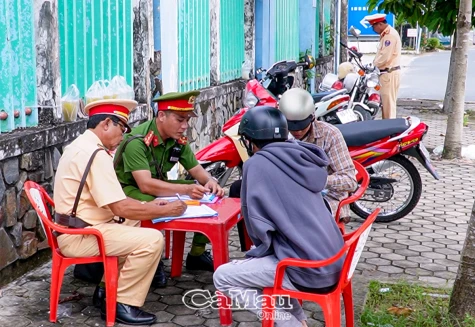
[115,90,224,284]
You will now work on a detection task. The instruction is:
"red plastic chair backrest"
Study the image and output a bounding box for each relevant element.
[339,208,379,288]
[272,208,380,291]
[354,161,369,189]
[334,160,369,221]
[24,181,57,250]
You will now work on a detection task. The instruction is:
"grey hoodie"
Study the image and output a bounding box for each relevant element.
[241,140,345,289]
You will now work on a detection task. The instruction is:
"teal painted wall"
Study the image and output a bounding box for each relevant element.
[220,0,245,83]
[58,0,134,98]
[274,0,299,62]
[0,0,38,133]
[178,0,211,91]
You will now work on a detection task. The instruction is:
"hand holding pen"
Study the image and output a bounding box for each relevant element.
[176,193,200,206]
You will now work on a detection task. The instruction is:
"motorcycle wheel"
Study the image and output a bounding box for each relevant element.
[353,105,372,121]
[186,162,242,188]
[350,155,423,223]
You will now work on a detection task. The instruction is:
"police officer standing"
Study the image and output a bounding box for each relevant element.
[54,99,187,325]
[115,91,224,281]
[365,13,402,119]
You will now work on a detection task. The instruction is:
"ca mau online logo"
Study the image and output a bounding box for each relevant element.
[182,289,294,311]
[348,0,395,36]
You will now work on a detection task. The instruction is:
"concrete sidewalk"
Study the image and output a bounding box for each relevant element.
[0,108,474,327]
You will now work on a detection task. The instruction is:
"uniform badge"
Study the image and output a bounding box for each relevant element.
[143,131,155,146]
[178,136,188,145]
[152,135,159,147]
[385,40,391,47]
[188,96,196,105]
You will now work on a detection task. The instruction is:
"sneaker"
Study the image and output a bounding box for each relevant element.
[185,250,214,272]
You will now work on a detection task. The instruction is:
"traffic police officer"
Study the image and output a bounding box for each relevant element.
[115,90,224,279]
[54,99,187,325]
[365,13,402,119]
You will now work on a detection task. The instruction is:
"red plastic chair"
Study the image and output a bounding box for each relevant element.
[262,208,380,327]
[24,181,119,327]
[335,160,370,233]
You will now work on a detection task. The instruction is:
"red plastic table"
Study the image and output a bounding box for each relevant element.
[141,197,252,326]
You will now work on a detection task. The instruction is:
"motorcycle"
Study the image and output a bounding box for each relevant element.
[318,43,382,121]
[194,58,357,186]
[245,59,356,125]
[313,89,358,124]
[336,116,439,222]
[196,115,439,223]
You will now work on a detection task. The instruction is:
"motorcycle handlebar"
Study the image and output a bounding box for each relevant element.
[340,42,363,59]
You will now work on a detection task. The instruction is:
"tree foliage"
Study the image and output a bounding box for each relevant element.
[367,0,475,36]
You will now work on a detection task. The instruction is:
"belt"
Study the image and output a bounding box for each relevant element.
[53,213,92,237]
[380,66,400,73]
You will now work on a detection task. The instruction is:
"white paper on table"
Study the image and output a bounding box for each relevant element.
[152,204,218,223]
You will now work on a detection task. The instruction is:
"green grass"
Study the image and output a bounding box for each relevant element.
[361,281,475,327]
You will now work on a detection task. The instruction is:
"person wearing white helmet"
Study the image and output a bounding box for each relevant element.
[278,88,357,223]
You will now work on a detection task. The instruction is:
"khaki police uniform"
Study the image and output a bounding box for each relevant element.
[373,25,402,119]
[54,103,163,307]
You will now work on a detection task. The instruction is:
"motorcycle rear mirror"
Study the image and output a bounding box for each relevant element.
[349,26,361,38]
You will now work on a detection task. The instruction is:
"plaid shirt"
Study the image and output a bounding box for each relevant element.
[302,121,357,220]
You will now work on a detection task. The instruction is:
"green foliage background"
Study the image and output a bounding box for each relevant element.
[366,0,475,36]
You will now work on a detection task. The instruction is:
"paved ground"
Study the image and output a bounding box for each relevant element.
[1,109,474,327]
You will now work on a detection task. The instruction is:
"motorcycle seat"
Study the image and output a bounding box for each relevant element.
[335,118,409,147]
[311,91,337,103]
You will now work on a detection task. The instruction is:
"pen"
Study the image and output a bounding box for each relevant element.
[175,193,183,201]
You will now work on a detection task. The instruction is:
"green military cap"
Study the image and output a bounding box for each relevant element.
[153,90,200,117]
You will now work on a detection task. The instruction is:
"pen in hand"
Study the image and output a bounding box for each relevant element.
[176,193,199,206]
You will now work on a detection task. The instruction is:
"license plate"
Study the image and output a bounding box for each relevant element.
[336,109,358,124]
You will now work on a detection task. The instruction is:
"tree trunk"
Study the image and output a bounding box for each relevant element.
[339,0,348,63]
[443,30,458,114]
[449,200,475,319]
[442,0,471,159]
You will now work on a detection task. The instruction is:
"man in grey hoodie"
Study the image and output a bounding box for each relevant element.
[213,106,345,326]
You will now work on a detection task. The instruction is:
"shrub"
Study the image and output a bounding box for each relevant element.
[427,37,441,50]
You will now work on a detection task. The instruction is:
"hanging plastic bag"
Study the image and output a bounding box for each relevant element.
[101,80,114,99]
[110,75,135,100]
[61,84,80,122]
[85,80,108,104]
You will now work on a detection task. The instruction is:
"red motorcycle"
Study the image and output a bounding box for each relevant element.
[193,60,302,186]
[336,117,439,222]
[196,116,439,223]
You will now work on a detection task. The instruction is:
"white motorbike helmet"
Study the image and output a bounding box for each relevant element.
[337,62,356,80]
[279,88,315,131]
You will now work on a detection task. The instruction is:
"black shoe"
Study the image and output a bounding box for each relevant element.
[92,285,105,308]
[186,250,214,272]
[151,261,168,288]
[101,302,157,325]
